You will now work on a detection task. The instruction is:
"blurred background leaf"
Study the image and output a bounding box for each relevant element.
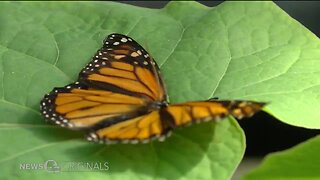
[242,135,320,180]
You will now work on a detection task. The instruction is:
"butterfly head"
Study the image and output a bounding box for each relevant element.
[149,100,169,110]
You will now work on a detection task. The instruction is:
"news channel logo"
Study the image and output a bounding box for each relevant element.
[44,160,60,173]
[19,160,109,173]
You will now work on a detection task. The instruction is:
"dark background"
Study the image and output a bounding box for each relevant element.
[118,1,320,156]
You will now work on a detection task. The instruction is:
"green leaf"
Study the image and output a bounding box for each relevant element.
[0,1,319,179]
[161,2,320,129]
[0,1,245,179]
[242,135,320,180]
[0,120,244,179]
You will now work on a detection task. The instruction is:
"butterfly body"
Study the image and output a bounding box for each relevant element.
[40,33,265,144]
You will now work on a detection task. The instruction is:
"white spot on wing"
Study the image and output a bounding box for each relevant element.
[120,38,128,42]
[130,139,139,144]
[158,136,166,142]
[89,133,98,139]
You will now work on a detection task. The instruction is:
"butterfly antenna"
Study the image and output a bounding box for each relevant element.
[207,97,219,101]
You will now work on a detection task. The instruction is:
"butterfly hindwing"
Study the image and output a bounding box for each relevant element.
[87,111,172,144]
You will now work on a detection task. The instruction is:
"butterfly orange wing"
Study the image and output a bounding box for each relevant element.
[41,82,150,129]
[40,33,266,144]
[79,33,167,101]
[162,101,266,127]
[40,34,168,137]
[87,110,171,144]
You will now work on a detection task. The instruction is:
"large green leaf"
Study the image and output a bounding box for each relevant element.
[242,135,320,180]
[0,1,319,179]
[0,119,244,179]
[0,2,244,180]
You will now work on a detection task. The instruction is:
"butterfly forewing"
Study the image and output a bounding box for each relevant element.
[78,33,167,102]
[161,101,266,127]
[40,82,150,129]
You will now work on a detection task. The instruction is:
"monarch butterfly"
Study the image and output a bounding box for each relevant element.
[40,33,266,144]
